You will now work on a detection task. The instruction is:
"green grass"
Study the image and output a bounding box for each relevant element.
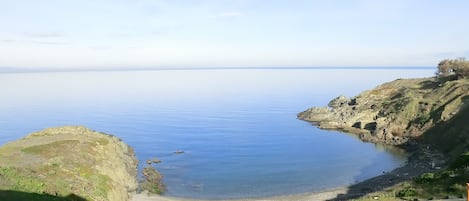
[15,139,112,200]
[0,167,46,194]
[386,151,469,200]
[81,169,111,199]
[22,140,80,157]
[0,162,111,200]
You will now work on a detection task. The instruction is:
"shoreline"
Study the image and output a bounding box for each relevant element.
[131,187,349,201]
[133,144,444,201]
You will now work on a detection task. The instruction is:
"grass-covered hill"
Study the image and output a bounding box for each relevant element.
[0,126,138,201]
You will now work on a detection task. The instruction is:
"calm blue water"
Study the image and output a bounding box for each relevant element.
[0,68,433,199]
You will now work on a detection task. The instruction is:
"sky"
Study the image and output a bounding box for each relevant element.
[0,0,468,69]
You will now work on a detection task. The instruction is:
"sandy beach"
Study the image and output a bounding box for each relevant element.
[131,187,348,201]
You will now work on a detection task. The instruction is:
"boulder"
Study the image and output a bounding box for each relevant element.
[328,95,349,108]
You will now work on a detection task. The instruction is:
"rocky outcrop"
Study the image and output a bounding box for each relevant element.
[140,166,165,194]
[0,126,138,201]
[298,77,469,145]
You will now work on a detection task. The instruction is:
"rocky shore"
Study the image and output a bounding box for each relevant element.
[298,75,469,200]
[298,77,469,145]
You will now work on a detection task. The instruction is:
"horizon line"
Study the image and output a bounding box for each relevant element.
[0,66,435,74]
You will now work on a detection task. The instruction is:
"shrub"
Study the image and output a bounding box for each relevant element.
[396,188,417,197]
[450,151,469,169]
[436,58,469,79]
[417,172,437,183]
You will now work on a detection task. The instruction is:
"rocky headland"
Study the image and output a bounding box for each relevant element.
[0,126,139,201]
[298,59,469,200]
[298,77,469,146]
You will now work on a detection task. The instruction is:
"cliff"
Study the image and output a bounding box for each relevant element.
[298,75,469,199]
[298,77,469,145]
[0,126,138,201]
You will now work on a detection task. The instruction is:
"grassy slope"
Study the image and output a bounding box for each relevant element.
[410,103,469,199]
[0,126,138,201]
[365,77,469,138]
[0,138,111,200]
[354,78,469,200]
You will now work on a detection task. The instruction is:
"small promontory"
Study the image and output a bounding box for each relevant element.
[0,126,138,201]
[298,75,469,145]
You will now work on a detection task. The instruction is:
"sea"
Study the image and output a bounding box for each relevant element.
[0,68,434,199]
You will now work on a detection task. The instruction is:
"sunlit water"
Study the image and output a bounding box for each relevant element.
[0,68,433,199]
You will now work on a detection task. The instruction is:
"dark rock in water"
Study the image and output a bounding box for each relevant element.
[143,167,162,183]
[141,166,165,194]
[146,158,162,165]
[174,150,184,154]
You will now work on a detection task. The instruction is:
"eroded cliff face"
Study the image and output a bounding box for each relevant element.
[0,126,138,201]
[298,77,469,145]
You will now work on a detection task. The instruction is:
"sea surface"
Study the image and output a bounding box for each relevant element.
[0,68,434,199]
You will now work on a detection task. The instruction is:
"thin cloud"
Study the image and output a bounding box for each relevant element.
[1,38,69,46]
[219,12,243,17]
[111,32,133,38]
[433,50,469,59]
[88,45,113,50]
[1,39,16,43]
[23,32,65,38]
[30,40,69,46]
[5,31,70,45]
[210,12,243,19]
[150,25,184,36]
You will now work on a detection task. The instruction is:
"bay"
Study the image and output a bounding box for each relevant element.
[0,68,434,199]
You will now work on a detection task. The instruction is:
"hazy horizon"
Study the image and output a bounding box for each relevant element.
[0,66,436,73]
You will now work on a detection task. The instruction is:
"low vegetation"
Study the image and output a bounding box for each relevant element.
[0,126,138,201]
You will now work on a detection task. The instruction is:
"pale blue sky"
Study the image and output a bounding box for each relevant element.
[1,0,468,68]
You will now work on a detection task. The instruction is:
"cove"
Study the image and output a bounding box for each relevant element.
[0,68,434,199]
